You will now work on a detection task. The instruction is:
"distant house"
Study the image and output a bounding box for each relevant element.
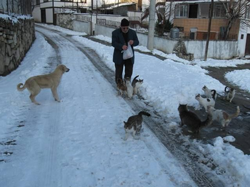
[167,0,250,57]
[31,0,167,24]
[32,0,152,24]
[32,0,89,24]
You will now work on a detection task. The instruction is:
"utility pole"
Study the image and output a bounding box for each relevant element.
[204,0,214,61]
[7,0,9,14]
[96,0,98,23]
[77,1,79,13]
[147,0,156,51]
[52,0,56,25]
[91,0,93,35]
[11,0,14,14]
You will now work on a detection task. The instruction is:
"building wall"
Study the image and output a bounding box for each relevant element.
[33,6,41,22]
[237,22,250,57]
[46,8,53,24]
[173,18,240,40]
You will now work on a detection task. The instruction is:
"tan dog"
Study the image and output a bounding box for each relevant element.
[17,64,70,105]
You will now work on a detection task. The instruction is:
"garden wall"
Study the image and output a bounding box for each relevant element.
[0,15,35,76]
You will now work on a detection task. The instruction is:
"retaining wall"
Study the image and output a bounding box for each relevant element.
[0,16,35,76]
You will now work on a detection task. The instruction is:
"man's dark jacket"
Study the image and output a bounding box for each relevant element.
[112,28,139,65]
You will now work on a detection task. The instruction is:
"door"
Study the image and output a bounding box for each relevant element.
[245,34,250,56]
[41,9,46,23]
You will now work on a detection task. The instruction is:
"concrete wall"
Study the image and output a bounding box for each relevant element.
[185,40,238,59]
[72,20,91,34]
[95,24,178,56]
[57,13,92,35]
[0,16,35,76]
[95,24,237,59]
[56,13,238,60]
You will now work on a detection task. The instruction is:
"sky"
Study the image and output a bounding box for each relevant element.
[1,19,250,187]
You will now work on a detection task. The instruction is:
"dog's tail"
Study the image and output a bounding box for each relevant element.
[17,83,26,91]
[229,106,240,120]
[138,111,151,117]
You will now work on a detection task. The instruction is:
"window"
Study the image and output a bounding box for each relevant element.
[199,3,209,18]
[175,4,188,18]
[214,4,226,18]
[189,4,198,18]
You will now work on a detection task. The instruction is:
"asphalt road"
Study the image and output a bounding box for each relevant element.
[202,64,250,155]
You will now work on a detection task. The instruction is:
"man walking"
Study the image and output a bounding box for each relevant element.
[112,18,139,84]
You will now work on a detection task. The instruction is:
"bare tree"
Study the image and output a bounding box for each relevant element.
[222,0,250,39]
[205,0,214,61]
[165,0,173,21]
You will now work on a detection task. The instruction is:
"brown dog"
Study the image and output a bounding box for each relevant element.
[17,64,70,105]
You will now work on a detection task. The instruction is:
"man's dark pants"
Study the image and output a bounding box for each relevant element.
[115,59,133,83]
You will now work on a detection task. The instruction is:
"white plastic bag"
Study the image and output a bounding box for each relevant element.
[123,43,133,60]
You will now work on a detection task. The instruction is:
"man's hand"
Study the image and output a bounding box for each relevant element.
[122,45,128,50]
[129,40,134,45]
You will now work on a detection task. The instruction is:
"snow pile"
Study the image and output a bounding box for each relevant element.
[199,137,250,186]
[225,69,250,93]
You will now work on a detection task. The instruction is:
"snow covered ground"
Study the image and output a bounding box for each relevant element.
[1,21,250,187]
[225,69,250,92]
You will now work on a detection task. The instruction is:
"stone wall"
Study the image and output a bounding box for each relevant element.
[0,16,35,76]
